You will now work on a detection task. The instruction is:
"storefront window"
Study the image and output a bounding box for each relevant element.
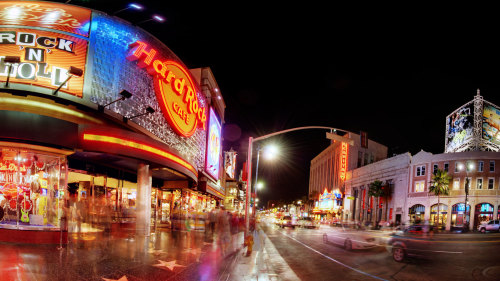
[409,204,425,224]
[0,147,65,230]
[430,203,448,227]
[451,203,470,227]
[474,203,494,228]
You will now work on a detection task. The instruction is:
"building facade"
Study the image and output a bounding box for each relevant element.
[0,1,225,243]
[408,150,500,230]
[308,131,388,220]
[344,153,410,226]
[342,93,500,231]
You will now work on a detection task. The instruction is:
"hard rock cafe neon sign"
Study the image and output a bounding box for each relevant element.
[340,142,348,181]
[126,41,207,137]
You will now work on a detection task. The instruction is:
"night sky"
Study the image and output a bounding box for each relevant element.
[60,1,500,206]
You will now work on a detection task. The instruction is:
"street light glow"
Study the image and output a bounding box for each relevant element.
[467,162,475,171]
[256,182,264,189]
[263,144,279,160]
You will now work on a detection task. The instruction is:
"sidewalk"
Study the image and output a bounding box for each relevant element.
[221,228,301,281]
[0,223,300,281]
[0,227,245,281]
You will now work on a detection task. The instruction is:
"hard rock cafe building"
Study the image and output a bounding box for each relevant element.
[0,1,225,244]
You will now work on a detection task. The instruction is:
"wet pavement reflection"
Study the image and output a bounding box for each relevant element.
[0,204,245,281]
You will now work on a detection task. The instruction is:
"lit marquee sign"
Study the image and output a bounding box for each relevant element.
[205,108,221,181]
[339,142,348,181]
[0,28,87,97]
[0,1,91,37]
[127,41,207,137]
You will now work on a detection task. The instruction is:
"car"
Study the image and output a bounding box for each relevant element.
[322,223,379,251]
[279,215,297,228]
[477,220,500,233]
[386,226,447,262]
[298,217,319,229]
[402,224,434,235]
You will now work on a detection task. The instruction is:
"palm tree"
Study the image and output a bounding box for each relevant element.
[429,169,451,229]
[368,180,384,227]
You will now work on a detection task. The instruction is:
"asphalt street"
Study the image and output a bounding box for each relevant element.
[261,222,500,281]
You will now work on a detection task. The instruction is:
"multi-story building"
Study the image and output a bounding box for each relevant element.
[408,150,500,230]
[344,153,410,226]
[343,92,500,230]
[308,131,387,221]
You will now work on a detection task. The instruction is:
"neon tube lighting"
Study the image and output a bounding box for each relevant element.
[83,133,197,176]
[0,97,103,124]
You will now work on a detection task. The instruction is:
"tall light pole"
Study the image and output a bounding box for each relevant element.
[460,161,474,232]
[244,126,351,232]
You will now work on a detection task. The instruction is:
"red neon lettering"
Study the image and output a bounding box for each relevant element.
[126,41,157,68]
[172,102,189,124]
[197,107,206,129]
[184,86,195,113]
[340,142,348,180]
[150,60,168,78]
[173,78,185,95]
[191,99,199,114]
[165,70,175,83]
[128,41,209,134]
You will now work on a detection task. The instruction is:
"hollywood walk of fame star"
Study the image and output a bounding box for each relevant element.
[102,276,128,281]
[153,260,187,271]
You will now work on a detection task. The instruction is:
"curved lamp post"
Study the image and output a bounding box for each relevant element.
[244,126,351,232]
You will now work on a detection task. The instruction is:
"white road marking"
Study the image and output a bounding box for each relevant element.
[277,230,389,281]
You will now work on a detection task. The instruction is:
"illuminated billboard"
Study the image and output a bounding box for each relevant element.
[224,151,236,179]
[0,1,91,37]
[446,103,474,152]
[205,108,221,181]
[0,28,87,97]
[482,103,500,146]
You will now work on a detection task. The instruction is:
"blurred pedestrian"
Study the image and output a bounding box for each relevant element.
[208,207,217,236]
[216,206,231,256]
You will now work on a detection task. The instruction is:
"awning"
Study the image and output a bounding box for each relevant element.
[198,180,225,200]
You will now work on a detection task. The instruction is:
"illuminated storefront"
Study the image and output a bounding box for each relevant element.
[409,204,425,224]
[312,188,342,222]
[0,1,224,243]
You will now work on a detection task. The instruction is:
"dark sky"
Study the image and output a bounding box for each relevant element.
[61,1,500,206]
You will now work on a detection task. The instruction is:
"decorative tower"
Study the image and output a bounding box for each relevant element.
[445,90,500,153]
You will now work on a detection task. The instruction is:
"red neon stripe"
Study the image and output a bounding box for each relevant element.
[83,133,197,176]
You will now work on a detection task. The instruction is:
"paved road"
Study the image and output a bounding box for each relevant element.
[262,222,500,281]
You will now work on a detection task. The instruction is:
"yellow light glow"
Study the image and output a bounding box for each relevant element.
[83,134,197,176]
[0,97,102,124]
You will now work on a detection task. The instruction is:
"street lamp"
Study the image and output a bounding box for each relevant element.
[244,126,351,232]
[459,161,474,232]
[252,144,278,223]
